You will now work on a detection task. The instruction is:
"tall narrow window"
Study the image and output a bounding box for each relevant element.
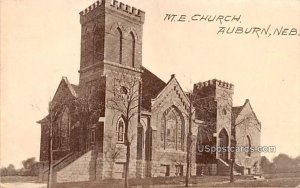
[137,126,144,160]
[93,27,102,63]
[129,32,135,67]
[90,128,96,145]
[246,135,251,156]
[60,108,70,149]
[116,118,125,143]
[116,28,122,64]
[83,32,91,66]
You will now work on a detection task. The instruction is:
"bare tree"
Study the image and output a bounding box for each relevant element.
[181,82,218,187]
[47,100,59,188]
[184,92,197,187]
[45,81,104,186]
[106,71,141,188]
[31,98,57,188]
[174,85,215,187]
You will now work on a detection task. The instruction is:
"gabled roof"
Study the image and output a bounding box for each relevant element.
[232,99,261,126]
[141,66,166,111]
[71,84,79,95]
[61,77,78,98]
[51,76,79,102]
[150,74,191,114]
[37,77,78,125]
[36,115,49,124]
[154,74,190,103]
[232,105,243,121]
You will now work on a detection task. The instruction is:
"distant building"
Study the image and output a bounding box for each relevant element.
[37,0,261,183]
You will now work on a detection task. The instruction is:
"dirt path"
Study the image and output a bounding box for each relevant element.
[0,183,46,188]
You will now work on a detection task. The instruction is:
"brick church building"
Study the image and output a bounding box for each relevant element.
[37,0,261,183]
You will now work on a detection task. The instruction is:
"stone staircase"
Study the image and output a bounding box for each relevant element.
[217,158,230,175]
[39,150,96,182]
[216,159,244,176]
[53,150,92,172]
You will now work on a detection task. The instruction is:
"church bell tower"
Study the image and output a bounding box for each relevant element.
[77,0,145,179]
[193,79,234,162]
[78,0,145,85]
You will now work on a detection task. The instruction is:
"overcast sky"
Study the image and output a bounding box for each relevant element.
[1,0,299,168]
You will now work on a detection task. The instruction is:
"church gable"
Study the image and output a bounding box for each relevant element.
[151,75,190,114]
[234,99,261,131]
[52,77,78,104]
[38,77,78,125]
[234,99,261,170]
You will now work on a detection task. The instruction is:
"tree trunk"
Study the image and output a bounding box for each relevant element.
[47,116,53,188]
[230,154,235,182]
[230,126,236,183]
[185,133,191,187]
[124,143,130,188]
[110,162,115,179]
[185,107,193,187]
[124,118,130,188]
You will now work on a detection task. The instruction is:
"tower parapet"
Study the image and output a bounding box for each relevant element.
[194,79,234,91]
[79,0,102,15]
[79,0,145,24]
[110,0,145,20]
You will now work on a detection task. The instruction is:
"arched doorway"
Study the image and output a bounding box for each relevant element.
[219,128,229,162]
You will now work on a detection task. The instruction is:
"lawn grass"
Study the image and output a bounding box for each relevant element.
[51,175,251,188]
[264,171,300,179]
[0,176,38,183]
[209,177,300,187]
[194,172,300,187]
[2,172,300,187]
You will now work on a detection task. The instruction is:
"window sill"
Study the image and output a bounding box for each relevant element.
[116,142,126,145]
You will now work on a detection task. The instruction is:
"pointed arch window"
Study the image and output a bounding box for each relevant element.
[116,118,125,143]
[60,107,70,149]
[129,32,135,67]
[161,106,185,151]
[83,32,91,66]
[93,27,102,63]
[116,27,123,64]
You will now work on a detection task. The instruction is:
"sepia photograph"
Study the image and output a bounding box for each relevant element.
[1,0,299,187]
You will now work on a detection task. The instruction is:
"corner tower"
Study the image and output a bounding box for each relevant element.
[78,0,145,85]
[193,79,234,162]
[78,0,145,179]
